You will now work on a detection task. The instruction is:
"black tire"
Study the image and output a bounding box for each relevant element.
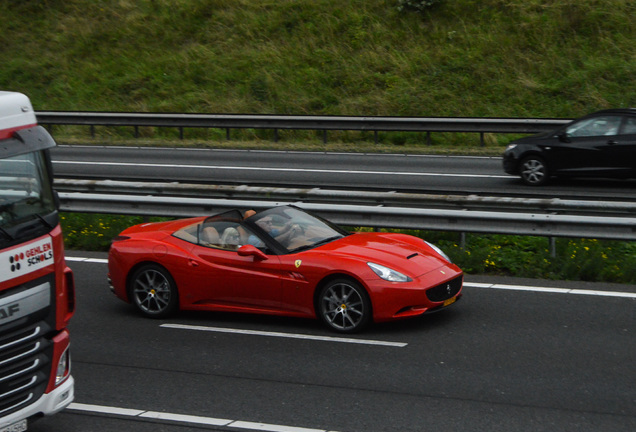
[520,155,550,186]
[317,278,371,333]
[129,264,179,318]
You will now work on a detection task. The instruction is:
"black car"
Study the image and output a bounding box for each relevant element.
[503,108,636,185]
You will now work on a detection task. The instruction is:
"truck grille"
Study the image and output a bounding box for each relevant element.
[426,275,463,302]
[0,322,51,417]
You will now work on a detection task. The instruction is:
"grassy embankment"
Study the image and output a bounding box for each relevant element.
[2,0,635,282]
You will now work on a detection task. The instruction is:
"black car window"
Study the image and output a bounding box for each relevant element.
[621,116,636,135]
[566,115,622,137]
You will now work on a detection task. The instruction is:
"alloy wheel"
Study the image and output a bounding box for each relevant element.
[319,279,370,333]
[130,265,178,318]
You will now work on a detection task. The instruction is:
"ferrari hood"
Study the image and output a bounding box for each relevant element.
[324,232,453,278]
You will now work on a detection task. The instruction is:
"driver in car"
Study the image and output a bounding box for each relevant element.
[250,215,303,247]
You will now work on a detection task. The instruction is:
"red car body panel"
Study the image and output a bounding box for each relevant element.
[108,208,463,326]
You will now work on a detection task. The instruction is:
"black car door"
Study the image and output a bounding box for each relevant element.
[603,115,636,175]
[551,115,623,175]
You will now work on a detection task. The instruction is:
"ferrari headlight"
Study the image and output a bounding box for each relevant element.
[367,262,412,282]
[425,241,451,262]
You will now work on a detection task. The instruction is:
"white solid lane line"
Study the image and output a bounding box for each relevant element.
[55,159,510,178]
[66,257,108,263]
[68,403,329,432]
[463,282,636,299]
[68,256,636,298]
[71,256,635,299]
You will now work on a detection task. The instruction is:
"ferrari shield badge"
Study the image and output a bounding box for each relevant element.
[295,260,302,268]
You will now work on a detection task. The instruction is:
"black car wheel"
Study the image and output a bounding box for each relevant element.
[130,264,179,318]
[520,155,549,186]
[318,278,371,333]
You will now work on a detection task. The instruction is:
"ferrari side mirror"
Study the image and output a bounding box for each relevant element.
[238,244,268,261]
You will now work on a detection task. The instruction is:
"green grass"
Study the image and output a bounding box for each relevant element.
[3,0,634,148]
[54,133,509,155]
[60,213,166,251]
[1,1,634,120]
[61,213,636,284]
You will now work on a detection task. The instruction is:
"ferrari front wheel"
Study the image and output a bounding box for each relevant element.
[318,278,371,333]
[130,264,179,318]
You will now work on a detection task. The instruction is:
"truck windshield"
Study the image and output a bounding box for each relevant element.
[0,150,57,245]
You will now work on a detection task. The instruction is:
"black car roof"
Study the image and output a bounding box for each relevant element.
[587,108,636,116]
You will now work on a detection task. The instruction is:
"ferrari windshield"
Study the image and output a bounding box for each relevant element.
[0,151,57,244]
[247,206,348,253]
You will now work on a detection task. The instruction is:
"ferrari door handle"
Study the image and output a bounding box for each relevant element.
[607,140,618,145]
[189,260,200,267]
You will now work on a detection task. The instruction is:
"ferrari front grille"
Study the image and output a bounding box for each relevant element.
[426,276,462,302]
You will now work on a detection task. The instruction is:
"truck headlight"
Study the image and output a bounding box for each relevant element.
[56,346,71,385]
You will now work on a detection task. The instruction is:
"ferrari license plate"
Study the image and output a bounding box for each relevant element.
[443,296,457,307]
[0,420,27,432]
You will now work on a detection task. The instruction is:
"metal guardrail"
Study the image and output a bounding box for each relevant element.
[37,111,571,144]
[54,179,636,216]
[55,179,636,241]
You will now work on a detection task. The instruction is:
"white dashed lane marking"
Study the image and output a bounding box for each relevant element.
[161,323,408,347]
[68,403,331,432]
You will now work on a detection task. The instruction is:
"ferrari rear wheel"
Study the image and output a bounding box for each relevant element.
[130,264,179,318]
[318,278,371,333]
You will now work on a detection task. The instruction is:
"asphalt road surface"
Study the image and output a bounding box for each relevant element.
[27,252,636,432]
[50,146,636,201]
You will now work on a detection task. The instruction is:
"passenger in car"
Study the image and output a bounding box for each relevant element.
[221,227,241,250]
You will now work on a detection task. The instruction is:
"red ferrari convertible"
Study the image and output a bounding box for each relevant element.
[108,205,463,333]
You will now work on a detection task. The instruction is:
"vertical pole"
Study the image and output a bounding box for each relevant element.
[549,237,556,258]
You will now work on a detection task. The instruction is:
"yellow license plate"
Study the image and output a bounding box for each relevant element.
[443,296,457,307]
